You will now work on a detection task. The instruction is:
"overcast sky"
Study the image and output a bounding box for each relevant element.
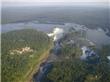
[2,0,109,6]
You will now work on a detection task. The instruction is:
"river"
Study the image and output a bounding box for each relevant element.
[1,22,110,82]
[2,22,110,46]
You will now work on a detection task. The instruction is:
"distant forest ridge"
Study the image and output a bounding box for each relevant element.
[2,6,109,28]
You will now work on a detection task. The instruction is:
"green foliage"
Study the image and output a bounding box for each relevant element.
[47,60,87,82]
[60,43,82,59]
[45,45,110,82]
[99,45,110,62]
[1,29,51,82]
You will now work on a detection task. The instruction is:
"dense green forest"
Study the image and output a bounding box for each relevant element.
[41,29,110,82]
[42,45,110,82]
[1,29,52,82]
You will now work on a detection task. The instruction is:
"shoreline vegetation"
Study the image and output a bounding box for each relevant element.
[25,44,53,82]
[1,29,53,82]
[1,6,110,82]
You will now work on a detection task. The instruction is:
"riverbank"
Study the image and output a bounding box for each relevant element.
[23,42,53,82]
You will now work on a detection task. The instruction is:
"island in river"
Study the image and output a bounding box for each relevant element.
[1,5,110,82]
[33,27,110,82]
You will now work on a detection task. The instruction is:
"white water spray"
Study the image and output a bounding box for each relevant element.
[47,27,64,41]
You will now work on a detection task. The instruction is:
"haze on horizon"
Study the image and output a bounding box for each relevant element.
[2,0,109,6]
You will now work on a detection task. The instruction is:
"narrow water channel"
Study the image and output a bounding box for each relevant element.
[33,42,62,82]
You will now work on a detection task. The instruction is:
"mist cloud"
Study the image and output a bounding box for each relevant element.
[47,27,64,41]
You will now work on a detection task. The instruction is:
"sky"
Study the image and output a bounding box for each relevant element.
[2,0,109,6]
